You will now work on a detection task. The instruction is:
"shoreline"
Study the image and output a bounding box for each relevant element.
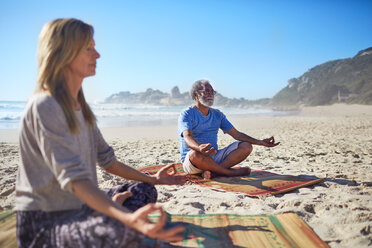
[2,103,371,143]
[1,103,372,247]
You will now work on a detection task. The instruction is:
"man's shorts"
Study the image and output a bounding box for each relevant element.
[182,141,241,174]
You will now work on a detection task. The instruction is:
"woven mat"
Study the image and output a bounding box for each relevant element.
[1,211,329,248]
[0,210,16,248]
[148,212,329,248]
[139,163,324,197]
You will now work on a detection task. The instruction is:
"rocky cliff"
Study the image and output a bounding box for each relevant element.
[271,47,372,106]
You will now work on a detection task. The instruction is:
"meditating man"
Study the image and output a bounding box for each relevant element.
[178,79,280,179]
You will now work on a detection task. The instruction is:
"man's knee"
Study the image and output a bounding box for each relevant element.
[238,142,253,156]
[189,150,207,163]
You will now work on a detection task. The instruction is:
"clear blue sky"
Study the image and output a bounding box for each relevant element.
[1,0,371,102]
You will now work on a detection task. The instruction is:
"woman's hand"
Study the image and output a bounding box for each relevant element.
[154,163,187,185]
[125,203,185,242]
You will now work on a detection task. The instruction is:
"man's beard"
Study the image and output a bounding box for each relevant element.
[198,95,214,107]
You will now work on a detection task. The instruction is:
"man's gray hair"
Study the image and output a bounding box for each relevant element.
[190,79,210,100]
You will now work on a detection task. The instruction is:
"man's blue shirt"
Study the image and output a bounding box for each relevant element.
[178,106,234,162]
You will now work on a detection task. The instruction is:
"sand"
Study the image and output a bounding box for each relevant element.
[0,104,371,247]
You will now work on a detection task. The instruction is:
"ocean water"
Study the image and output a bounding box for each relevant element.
[0,100,289,129]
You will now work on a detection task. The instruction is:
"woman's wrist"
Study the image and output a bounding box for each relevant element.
[148,174,159,184]
[113,206,133,226]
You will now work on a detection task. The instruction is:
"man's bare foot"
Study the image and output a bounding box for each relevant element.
[112,191,133,205]
[202,170,213,179]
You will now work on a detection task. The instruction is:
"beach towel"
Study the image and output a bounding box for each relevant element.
[147,212,329,248]
[139,163,324,197]
[0,210,329,248]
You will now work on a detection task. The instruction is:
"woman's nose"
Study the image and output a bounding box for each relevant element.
[95,49,100,59]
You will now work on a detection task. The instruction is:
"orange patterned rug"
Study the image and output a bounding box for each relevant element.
[139,163,324,197]
[146,212,329,248]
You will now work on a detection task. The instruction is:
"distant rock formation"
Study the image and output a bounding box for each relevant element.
[271,47,372,106]
[105,86,269,108]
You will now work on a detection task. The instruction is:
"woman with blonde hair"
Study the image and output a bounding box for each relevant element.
[16,18,185,247]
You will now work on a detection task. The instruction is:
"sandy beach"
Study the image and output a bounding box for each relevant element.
[1,104,371,247]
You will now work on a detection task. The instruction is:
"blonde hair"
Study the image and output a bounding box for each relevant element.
[36,18,96,133]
